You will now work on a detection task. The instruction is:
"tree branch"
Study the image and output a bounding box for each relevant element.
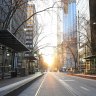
[13,2,58,34]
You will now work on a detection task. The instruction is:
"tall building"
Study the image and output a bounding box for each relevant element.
[56,1,64,69]
[77,0,96,74]
[24,2,38,74]
[62,0,77,71]
[0,0,29,79]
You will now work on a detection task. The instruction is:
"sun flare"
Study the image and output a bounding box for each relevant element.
[40,47,55,67]
[44,55,54,67]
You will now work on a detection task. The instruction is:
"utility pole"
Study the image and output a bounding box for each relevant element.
[77,10,81,72]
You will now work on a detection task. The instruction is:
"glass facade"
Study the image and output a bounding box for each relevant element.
[0,45,12,78]
[63,0,77,71]
[0,0,28,78]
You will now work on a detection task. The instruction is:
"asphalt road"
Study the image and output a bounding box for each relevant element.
[18,72,96,96]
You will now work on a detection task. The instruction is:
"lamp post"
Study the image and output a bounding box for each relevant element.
[1,46,6,79]
[93,22,96,25]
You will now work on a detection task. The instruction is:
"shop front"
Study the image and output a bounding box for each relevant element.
[84,55,96,74]
[0,30,29,79]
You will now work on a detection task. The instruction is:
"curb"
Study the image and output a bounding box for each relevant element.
[0,73,43,96]
[72,74,96,80]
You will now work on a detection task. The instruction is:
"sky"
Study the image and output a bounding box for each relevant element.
[32,0,77,65]
[33,0,59,64]
[29,0,77,65]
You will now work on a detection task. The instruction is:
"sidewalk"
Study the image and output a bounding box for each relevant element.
[73,74,96,80]
[0,72,43,96]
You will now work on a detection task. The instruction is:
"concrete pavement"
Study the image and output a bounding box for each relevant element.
[54,72,96,96]
[19,72,96,96]
[34,72,74,96]
[0,72,43,96]
[0,71,96,96]
[23,72,96,96]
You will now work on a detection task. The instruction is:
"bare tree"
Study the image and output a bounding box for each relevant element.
[61,36,78,72]
[38,53,48,71]
[77,13,96,74]
[0,0,63,51]
[78,15,92,54]
[0,0,62,32]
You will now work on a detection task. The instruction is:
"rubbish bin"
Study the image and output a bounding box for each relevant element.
[11,71,17,77]
[20,68,25,77]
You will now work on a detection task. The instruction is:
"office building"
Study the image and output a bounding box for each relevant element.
[77,0,96,74]
[62,0,77,71]
[24,2,38,74]
[0,0,29,79]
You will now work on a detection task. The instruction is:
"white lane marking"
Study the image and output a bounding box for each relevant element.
[52,74,78,96]
[58,79,74,91]
[52,73,75,82]
[35,73,47,96]
[59,79,78,96]
[80,86,89,91]
[63,80,75,82]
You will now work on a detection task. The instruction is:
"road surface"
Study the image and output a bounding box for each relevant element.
[19,72,96,96]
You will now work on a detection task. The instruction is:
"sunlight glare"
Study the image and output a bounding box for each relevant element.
[44,55,53,67]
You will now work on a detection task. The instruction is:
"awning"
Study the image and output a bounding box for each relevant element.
[84,55,96,59]
[25,56,37,61]
[0,30,29,52]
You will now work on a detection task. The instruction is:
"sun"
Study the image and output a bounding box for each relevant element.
[44,55,53,67]
[40,47,55,67]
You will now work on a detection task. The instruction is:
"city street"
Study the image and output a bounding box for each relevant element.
[0,1,96,96]
[18,72,96,96]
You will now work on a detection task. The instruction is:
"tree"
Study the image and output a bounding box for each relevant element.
[78,15,92,53]
[0,0,68,78]
[61,37,78,72]
[0,0,63,53]
[77,13,96,74]
[0,0,60,45]
[32,26,55,54]
[63,15,92,72]
[0,0,62,32]
[38,53,48,71]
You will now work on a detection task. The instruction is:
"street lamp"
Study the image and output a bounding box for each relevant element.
[24,28,27,31]
[7,53,10,56]
[93,22,96,25]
